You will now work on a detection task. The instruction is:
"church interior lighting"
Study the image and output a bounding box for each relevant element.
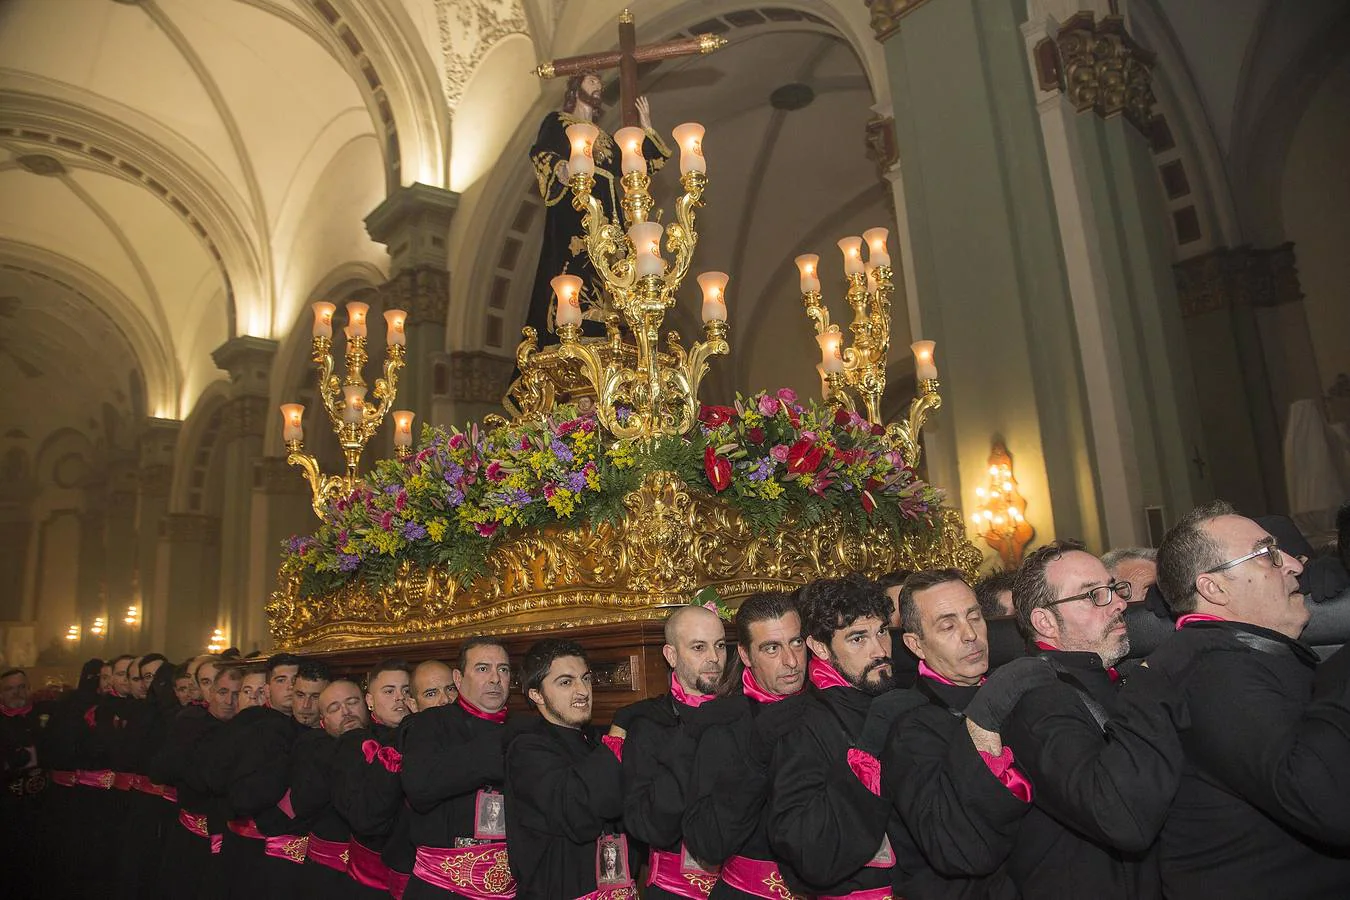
[972,440,1035,569]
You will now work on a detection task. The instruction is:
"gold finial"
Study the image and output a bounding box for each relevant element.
[697,34,727,54]
[533,62,556,79]
[620,8,634,24]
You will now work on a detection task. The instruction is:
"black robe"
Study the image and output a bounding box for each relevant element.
[36,689,98,898]
[148,704,229,900]
[111,696,170,900]
[399,701,507,899]
[682,690,809,900]
[503,715,626,899]
[290,726,357,897]
[1,701,52,900]
[767,682,901,896]
[881,677,1027,899]
[999,649,1161,899]
[333,721,405,898]
[223,706,306,900]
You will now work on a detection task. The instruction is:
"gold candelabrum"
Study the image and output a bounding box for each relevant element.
[280,301,415,518]
[795,236,942,469]
[509,121,729,443]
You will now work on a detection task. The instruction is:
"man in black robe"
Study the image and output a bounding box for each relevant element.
[38,658,102,896]
[767,575,909,898]
[1,668,51,900]
[525,71,671,344]
[616,603,732,898]
[292,659,330,729]
[880,569,1031,900]
[504,638,629,899]
[293,678,368,897]
[408,658,457,712]
[116,656,179,900]
[400,637,514,899]
[681,590,809,899]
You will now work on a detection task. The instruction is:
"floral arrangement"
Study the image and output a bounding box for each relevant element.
[282,389,942,596]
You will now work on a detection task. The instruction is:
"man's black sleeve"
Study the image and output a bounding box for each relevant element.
[682,718,764,865]
[506,735,623,843]
[400,709,503,813]
[621,717,696,849]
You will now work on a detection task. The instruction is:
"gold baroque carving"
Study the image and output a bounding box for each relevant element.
[268,470,982,652]
[865,0,937,43]
[1174,243,1302,319]
[1052,13,1156,134]
[221,395,268,441]
[382,265,450,326]
[449,351,515,404]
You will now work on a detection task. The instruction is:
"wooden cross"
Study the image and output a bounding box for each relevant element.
[533,8,726,127]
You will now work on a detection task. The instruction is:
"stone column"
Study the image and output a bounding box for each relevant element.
[365,183,461,430]
[102,482,139,652]
[75,499,107,656]
[211,337,277,653]
[137,418,178,653]
[154,513,221,660]
[248,456,315,651]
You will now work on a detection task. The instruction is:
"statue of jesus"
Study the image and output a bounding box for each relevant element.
[525,71,671,344]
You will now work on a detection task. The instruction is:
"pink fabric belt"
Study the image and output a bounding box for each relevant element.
[264,834,309,865]
[412,843,517,898]
[134,779,165,797]
[388,868,410,899]
[112,772,139,791]
[574,888,639,899]
[228,819,263,839]
[161,785,178,804]
[307,834,349,872]
[720,855,806,899]
[50,770,77,787]
[819,889,895,900]
[76,768,115,789]
[347,838,391,889]
[178,809,223,854]
[646,848,715,898]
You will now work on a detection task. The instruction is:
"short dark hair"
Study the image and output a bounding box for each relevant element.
[799,575,893,647]
[189,656,219,679]
[974,571,1017,619]
[172,664,192,682]
[266,653,304,678]
[239,663,267,680]
[873,570,910,592]
[898,568,968,636]
[365,658,412,691]
[721,590,802,696]
[110,654,136,669]
[1336,500,1350,572]
[457,637,509,672]
[521,639,587,707]
[0,667,24,681]
[1013,539,1087,639]
[212,667,242,686]
[137,653,168,674]
[1157,500,1236,614]
[295,660,332,684]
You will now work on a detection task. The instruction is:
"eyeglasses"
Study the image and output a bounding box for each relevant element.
[1048,579,1133,608]
[1202,541,1282,577]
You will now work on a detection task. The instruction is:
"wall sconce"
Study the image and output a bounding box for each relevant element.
[207,628,227,654]
[64,624,80,643]
[90,616,107,638]
[124,605,140,628]
[971,439,1035,568]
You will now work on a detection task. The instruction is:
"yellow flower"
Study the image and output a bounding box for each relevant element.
[608,443,636,469]
[546,487,578,518]
[758,478,785,500]
[427,518,448,542]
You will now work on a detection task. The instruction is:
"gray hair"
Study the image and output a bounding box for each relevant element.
[1100,547,1157,572]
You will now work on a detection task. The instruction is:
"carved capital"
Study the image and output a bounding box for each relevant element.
[253,456,313,496]
[863,115,899,176]
[1048,13,1156,134]
[220,395,268,441]
[381,265,451,326]
[138,464,173,499]
[449,350,515,404]
[1174,243,1303,319]
[865,0,937,43]
[158,513,220,544]
[365,183,460,273]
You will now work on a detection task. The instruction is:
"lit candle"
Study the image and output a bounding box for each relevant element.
[383,309,407,347]
[551,274,584,328]
[628,222,665,277]
[311,301,336,339]
[565,123,598,178]
[279,403,304,443]
[614,126,646,176]
[911,340,938,380]
[863,227,890,268]
[392,410,415,449]
[672,123,707,175]
[342,385,365,424]
[346,301,369,339]
[865,263,878,295]
[817,329,844,374]
[697,272,729,323]
[795,254,821,293]
[837,236,864,276]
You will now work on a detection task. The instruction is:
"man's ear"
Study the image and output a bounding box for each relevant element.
[527,688,543,710]
[805,635,830,662]
[901,631,925,661]
[1030,607,1058,644]
[737,645,751,669]
[1195,573,1231,607]
[451,668,464,690]
[661,644,677,670]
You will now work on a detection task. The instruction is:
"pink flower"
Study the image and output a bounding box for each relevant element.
[776,387,797,404]
[486,461,506,483]
[395,490,407,511]
[448,433,466,450]
[757,394,780,416]
[543,482,558,499]
[770,444,789,463]
[475,521,499,538]
[519,436,530,450]
[379,511,394,531]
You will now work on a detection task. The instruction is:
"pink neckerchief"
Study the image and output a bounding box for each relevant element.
[1034,640,1118,683]
[741,667,789,703]
[1,703,33,718]
[457,695,507,724]
[808,656,851,690]
[1175,613,1225,631]
[670,673,715,709]
[918,660,985,687]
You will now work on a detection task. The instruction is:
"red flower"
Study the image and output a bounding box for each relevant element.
[871,423,886,436]
[475,522,499,538]
[786,438,825,476]
[698,405,737,428]
[747,426,766,445]
[704,446,732,492]
[485,461,506,483]
[861,490,876,514]
[834,407,852,428]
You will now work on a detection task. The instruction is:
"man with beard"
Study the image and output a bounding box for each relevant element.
[1,668,49,900]
[293,660,332,728]
[767,575,908,898]
[880,570,1032,900]
[333,660,412,897]
[615,603,731,898]
[401,637,515,898]
[682,590,809,899]
[220,652,314,900]
[238,665,269,710]
[152,666,240,898]
[408,659,457,712]
[504,638,627,899]
[292,679,368,896]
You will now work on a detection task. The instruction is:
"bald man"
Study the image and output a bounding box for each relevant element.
[407,660,457,712]
[614,603,730,898]
[292,680,367,895]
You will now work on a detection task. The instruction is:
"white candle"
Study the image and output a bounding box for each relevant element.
[614,126,646,176]
[817,330,844,374]
[566,123,598,178]
[383,309,407,347]
[392,410,415,449]
[629,222,665,277]
[342,385,365,424]
[865,264,878,294]
[280,403,304,443]
[311,302,336,339]
[551,274,584,328]
[672,123,707,176]
[837,237,864,277]
[911,340,938,380]
[697,272,729,323]
[795,254,821,293]
[863,227,890,268]
[346,301,369,339]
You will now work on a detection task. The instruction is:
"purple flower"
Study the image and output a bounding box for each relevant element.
[447,487,465,507]
[338,553,360,573]
[383,484,400,495]
[567,470,588,493]
[746,457,774,482]
[402,521,427,541]
[551,438,574,463]
[443,462,464,485]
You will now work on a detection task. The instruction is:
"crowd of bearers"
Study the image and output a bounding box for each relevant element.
[12,498,1350,900]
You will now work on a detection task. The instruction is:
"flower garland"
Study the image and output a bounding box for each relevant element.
[281,389,942,596]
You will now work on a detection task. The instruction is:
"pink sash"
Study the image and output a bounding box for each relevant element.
[646,848,715,898]
[412,844,517,898]
[347,838,391,889]
[720,855,806,899]
[160,785,178,804]
[264,834,309,865]
[112,772,138,791]
[228,819,263,839]
[574,889,638,899]
[387,868,410,899]
[306,834,349,872]
[178,809,223,854]
[819,889,895,900]
[76,769,115,789]
[50,770,77,787]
